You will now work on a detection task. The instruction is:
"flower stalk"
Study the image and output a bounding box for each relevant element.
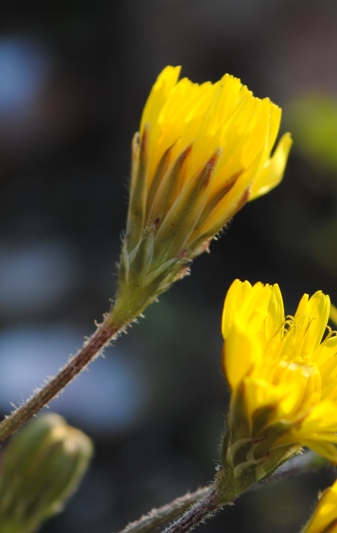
[119,451,327,533]
[160,456,286,533]
[162,485,221,533]
[118,488,209,533]
[0,67,291,444]
[0,316,122,445]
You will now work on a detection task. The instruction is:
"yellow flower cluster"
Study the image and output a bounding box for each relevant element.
[116,64,337,523]
[222,280,337,466]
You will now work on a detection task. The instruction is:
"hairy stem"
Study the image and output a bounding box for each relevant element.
[0,317,124,445]
[118,487,209,533]
[162,485,221,533]
[118,451,325,533]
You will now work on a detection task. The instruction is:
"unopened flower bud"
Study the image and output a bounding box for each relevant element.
[0,413,93,533]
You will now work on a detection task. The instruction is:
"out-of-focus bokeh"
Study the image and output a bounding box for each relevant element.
[1,1,337,532]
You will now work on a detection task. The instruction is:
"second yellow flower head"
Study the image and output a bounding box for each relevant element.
[222,280,337,468]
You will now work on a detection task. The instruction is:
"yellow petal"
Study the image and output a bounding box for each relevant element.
[250,133,293,199]
[222,324,261,391]
[304,480,337,533]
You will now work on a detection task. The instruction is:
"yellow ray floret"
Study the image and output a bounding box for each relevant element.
[222,280,337,462]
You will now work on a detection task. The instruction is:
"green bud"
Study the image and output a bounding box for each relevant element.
[0,413,93,533]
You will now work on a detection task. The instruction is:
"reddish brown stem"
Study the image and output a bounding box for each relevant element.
[119,487,209,533]
[162,486,220,533]
[0,319,121,444]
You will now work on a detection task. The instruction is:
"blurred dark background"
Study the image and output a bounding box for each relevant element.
[1,1,337,532]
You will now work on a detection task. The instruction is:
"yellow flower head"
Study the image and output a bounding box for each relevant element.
[126,66,292,262]
[303,480,337,533]
[114,67,291,323]
[221,280,337,477]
